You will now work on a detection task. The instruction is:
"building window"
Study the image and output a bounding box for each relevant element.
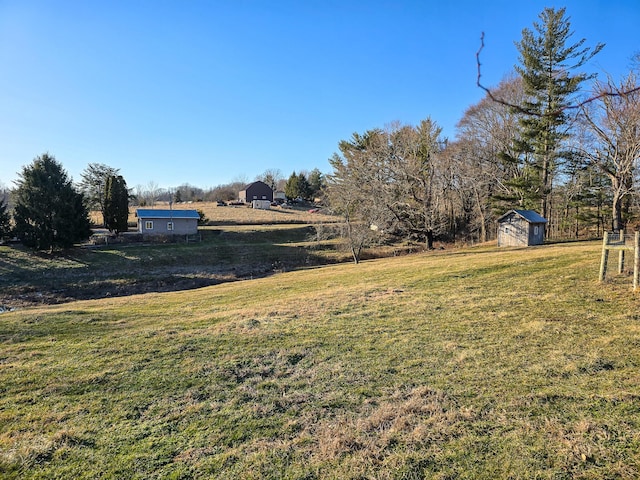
[145,221,153,230]
[167,222,174,231]
[534,226,539,235]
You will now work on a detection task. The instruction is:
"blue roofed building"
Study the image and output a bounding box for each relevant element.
[497,209,547,247]
[136,209,200,236]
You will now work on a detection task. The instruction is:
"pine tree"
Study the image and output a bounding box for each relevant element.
[103,175,129,234]
[307,168,325,200]
[297,172,311,200]
[284,172,301,201]
[514,7,603,222]
[0,197,11,241]
[13,153,91,250]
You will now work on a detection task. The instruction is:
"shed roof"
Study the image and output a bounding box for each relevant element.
[136,209,200,219]
[498,209,548,224]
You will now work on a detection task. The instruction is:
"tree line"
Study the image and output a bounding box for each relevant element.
[124,168,325,206]
[0,156,326,250]
[0,155,131,250]
[325,7,640,262]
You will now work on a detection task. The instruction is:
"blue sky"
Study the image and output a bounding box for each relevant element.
[0,0,638,191]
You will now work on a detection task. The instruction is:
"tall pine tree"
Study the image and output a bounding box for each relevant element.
[514,7,603,223]
[284,172,313,201]
[13,153,91,250]
[103,175,129,234]
[0,197,11,241]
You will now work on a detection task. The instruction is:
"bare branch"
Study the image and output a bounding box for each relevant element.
[476,33,640,116]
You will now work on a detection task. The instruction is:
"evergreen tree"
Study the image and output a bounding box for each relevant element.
[0,197,11,241]
[13,153,91,250]
[103,175,129,234]
[514,7,603,221]
[297,172,311,200]
[284,172,301,200]
[284,172,313,201]
[307,168,325,200]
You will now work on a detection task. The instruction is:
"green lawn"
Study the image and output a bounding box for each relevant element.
[1,241,639,478]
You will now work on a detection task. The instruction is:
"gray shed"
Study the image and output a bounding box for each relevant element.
[136,209,200,236]
[497,209,547,247]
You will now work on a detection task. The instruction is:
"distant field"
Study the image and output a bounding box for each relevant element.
[196,202,339,225]
[2,241,640,478]
[90,202,340,227]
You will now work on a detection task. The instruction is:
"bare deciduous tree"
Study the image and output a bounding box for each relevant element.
[455,75,537,239]
[78,163,120,226]
[257,168,284,191]
[580,73,640,231]
[326,119,449,259]
[326,130,392,263]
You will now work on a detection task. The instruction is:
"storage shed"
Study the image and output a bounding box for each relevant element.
[136,209,200,236]
[497,209,547,247]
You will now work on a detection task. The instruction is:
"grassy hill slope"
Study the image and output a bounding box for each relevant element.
[0,225,346,308]
[1,242,640,479]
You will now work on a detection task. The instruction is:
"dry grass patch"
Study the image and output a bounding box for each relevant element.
[90,201,340,227]
[197,202,339,225]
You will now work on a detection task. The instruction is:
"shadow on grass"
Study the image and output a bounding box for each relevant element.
[0,226,337,309]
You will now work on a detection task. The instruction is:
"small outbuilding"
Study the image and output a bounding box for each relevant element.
[251,199,271,210]
[497,209,547,247]
[136,209,200,236]
[273,190,286,203]
[239,181,273,203]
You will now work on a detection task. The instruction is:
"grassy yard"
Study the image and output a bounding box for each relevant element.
[1,241,640,478]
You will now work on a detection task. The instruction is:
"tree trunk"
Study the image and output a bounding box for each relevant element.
[611,177,624,232]
[426,230,434,250]
[541,149,552,235]
[350,246,360,264]
[612,192,624,232]
[473,186,487,243]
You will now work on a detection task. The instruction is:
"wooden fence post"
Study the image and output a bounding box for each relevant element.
[618,230,625,273]
[634,232,639,291]
[599,232,609,282]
